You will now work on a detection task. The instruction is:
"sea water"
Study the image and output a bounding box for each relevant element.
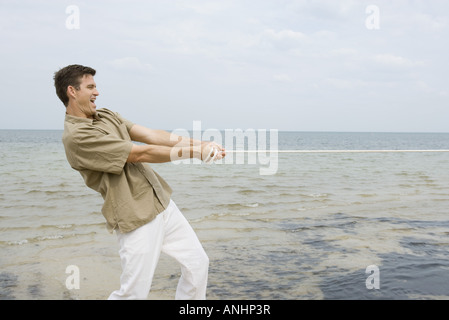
[1,130,449,299]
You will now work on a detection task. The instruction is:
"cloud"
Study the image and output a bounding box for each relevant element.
[175,0,231,15]
[324,77,369,90]
[273,74,293,83]
[108,57,153,73]
[373,54,425,69]
[260,28,307,50]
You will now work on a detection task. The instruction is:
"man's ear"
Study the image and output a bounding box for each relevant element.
[67,85,77,100]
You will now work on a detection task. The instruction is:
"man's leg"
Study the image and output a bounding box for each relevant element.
[108,200,208,300]
[108,213,165,300]
[161,200,209,300]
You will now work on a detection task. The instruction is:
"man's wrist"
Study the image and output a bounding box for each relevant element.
[192,144,203,160]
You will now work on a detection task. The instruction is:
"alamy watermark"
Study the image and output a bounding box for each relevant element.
[170,121,279,175]
[65,5,80,30]
[65,265,80,290]
[365,265,380,289]
[365,5,380,30]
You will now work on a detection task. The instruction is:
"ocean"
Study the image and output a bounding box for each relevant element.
[1,130,449,300]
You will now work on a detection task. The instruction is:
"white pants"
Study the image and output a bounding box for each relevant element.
[108,200,209,300]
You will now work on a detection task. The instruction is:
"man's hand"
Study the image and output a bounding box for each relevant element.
[200,141,226,163]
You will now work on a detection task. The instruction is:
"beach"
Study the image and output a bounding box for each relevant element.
[1,130,449,299]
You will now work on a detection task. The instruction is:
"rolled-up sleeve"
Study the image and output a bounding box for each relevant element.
[115,112,135,132]
[69,126,133,175]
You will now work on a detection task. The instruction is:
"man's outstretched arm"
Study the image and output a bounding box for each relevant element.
[127,124,225,163]
[129,124,196,148]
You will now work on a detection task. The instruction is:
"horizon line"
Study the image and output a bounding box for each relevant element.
[228,149,449,153]
[1,129,449,134]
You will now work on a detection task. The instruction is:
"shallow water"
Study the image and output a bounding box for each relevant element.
[1,130,449,299]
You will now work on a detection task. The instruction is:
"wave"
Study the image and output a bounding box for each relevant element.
[237,189,262,195]
[223,202,260,209]
[3,230,101,246]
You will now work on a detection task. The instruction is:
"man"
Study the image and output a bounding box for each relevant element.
[53,64,225,300]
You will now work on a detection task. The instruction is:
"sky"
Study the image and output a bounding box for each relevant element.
[0,0,448,132]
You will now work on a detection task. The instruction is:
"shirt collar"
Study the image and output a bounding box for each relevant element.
[65,111,102,124]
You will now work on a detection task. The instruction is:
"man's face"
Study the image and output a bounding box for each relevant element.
[72,74,99,118]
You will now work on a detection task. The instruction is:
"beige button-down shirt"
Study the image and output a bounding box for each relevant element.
[62,108,172,233]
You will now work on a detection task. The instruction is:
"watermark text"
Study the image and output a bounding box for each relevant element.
[170,121,279,175]
[365,264,380,289]
[65,265,80,290]
[365,5,380,30]
[66,5,80,30]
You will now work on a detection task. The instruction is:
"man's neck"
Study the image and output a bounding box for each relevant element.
[66,104,95,119]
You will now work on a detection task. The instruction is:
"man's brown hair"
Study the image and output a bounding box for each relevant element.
[54,64,96,107]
